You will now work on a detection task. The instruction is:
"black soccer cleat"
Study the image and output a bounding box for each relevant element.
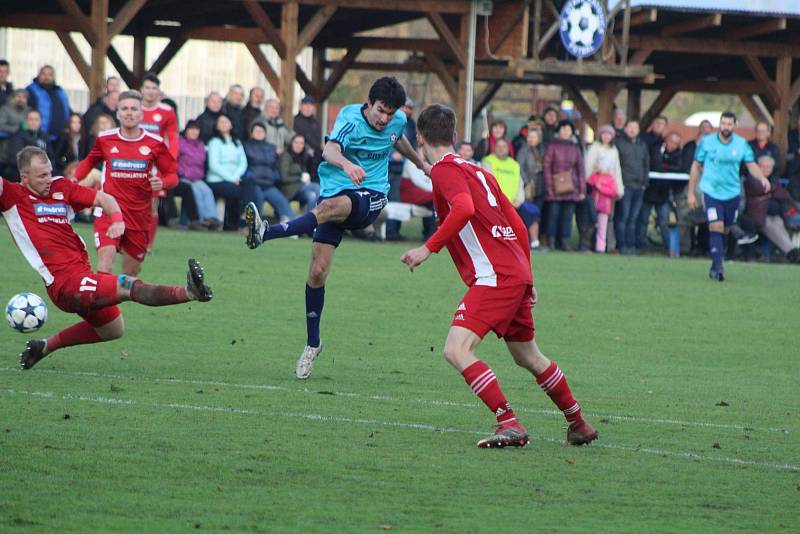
[20,339,47,370]
[244,202,268,250]
[708,269,725,282]
[187,258,213,302]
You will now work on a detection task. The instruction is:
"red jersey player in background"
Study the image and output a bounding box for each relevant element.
[402,104,597,448]
[140,73,179,253]
[1,147,212,370]
[74,89,177,277]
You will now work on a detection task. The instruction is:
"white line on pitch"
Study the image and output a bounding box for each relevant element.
[1,387,797,473]
[0,367,789,434]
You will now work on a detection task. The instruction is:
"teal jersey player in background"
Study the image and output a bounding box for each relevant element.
[688,111,770,281]
[243,77,429,379]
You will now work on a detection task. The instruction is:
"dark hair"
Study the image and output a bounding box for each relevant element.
[26,108,41,118]
[250,122,266,135]
[655,115,668,123]
[417,103,456,147]
[625,118,640,126]
[720,111,737,124]
[213,113,241,146]
[17,146,49,173]
[368,77,406,110]
[183,119,200,135]
[489,120,507,137]
[288,134,308,166]
[544,107,558,115]
[142,72,160,87]
[65,112,82,134]
[0,59,9,68]
[557,119,575,134]
[161,97,178,113]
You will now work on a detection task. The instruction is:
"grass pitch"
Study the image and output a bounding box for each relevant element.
[1,222,798,532]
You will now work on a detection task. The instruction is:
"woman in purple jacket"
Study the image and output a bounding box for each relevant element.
[179,120,221,229]
[543,120,586,251]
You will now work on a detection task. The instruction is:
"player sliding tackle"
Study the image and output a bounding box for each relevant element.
[244,77,430,379]
[401,104,598,448]
[1,147,213,370]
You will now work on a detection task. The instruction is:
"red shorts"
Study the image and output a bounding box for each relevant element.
[94,214,149,262]
[47,270,121,327]
[451,284,535,342]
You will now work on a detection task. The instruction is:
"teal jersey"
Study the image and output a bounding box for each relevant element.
[694,132,754,201]
[318,104,407,197]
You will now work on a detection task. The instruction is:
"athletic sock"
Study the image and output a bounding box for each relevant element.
[536,362,583,423]
[709,231,724,273]
[305,284,324,348]
[263,212,318,241]
[462,360,517,425]
[45,321,102,354]
[129,280,191,306]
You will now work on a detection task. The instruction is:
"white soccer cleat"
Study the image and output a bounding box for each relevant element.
[244,202,267,250]
[295,342,323,380]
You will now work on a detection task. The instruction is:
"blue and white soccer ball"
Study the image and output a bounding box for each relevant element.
[6,293,48,333]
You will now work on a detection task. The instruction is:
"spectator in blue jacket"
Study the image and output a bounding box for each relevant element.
[26,65,71,143]
[206,113,247,230]
[242,122,294,222]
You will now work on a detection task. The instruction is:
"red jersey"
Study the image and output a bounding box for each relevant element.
[141,102,179,158]
[427,153,532,288]
[74,128,177,230]
[0,177,97,286]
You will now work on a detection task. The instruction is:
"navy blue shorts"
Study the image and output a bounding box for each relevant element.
[703,194,740,227]
[313,188,388,247]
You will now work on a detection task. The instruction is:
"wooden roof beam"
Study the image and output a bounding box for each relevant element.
[565,85,597,131]
[246,43,281,95]
[725,18,786,41]
[426,53,458,101]
[268,0,468,13]
[790,77,800,107]
[628,8,657,27]
[56,0,97,45]
[297,5,336,50]
[106,45,138,89]
[660,13,721,38]
[628,35,798,58]
[55,31,90,87]
[320,47,362,101]
[323,37,446,54]
[738,93,772,125]
[108,0,149,40]
[641,88,677,130]
[472,82,503,119]
[149,36,186,74]
[243,0,287,58]
[427,13,467,68]
[742,54,781,109]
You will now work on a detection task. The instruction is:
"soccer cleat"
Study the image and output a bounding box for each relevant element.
[186,258,213,302]
[708,269,725,282]
[567,419,598,446]
[295,342,323,380]
[477,421,529,449]
[244,202,268,250]
[20,339,47,370]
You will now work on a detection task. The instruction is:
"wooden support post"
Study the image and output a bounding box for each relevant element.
[298,5,337,51]
[621,0,631,66]
[243,0,287,58]
[427,54,458,102]
[455,13,469,139]
[565,85,597,131]
[472,82,502,119]
[55,31,91,87]
[640,88,677,130]
[773,55,791,171]
[149,36,186,75]
[246,43,281,95]
[626,86,641,120]
[428,12,467,68]
[312,46,326,124]
[738,93,771,125]
[319,47,361,102]
[107,45,137,89]
[89,0,109,102]
[743,54,781,109]
[597,82,618,127]
[107,0,148,40]
[280,1,299,126]
[133,34,147,82]
[532,0,542,60]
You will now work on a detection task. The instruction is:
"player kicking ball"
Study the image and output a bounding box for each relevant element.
[1,147,213,370]
[401,104,597,448]
[244,77,429,379]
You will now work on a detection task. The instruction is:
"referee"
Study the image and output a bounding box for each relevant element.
[688,111,771,281]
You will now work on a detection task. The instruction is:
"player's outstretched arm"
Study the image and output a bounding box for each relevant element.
[402,191,474,272]
[744,161,771,193]
[395,135,431,175]
[93,191,125,238]
[322,141,366,186]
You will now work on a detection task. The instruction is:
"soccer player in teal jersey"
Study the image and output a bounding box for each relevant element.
[244,77,429,379]
[688,111,770,281]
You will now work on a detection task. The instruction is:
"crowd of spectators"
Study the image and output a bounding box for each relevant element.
[1,58,799,263]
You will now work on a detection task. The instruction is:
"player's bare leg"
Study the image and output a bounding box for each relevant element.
[506,339,598,446]
[443,326,528,448]
[148,196,159,254]
[20,259,212,370]
[121,251,143,277]
[295,242,335,379]
[245,196,352,249]
[96,245,117,274]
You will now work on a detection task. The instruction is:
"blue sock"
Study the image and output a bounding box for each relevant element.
[305,284,324,348]
[263,212,318,241]
[709,231,724,272]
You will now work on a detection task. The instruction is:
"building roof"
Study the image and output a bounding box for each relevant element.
[626,0,800,18]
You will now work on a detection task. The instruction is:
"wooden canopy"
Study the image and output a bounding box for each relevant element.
[2,0,799,161]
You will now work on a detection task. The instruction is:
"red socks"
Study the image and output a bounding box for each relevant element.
[129,280,191,306]
[45,321,102,354]
[536,362,583,423]
[462,360,517,425]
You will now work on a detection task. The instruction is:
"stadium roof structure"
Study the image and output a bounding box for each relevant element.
[2,0,799,161]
